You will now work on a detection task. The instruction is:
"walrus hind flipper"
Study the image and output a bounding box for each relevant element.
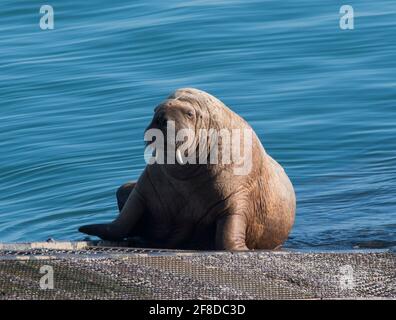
[78,224,125,241]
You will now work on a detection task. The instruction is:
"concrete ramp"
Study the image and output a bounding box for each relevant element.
[0,242,394,299]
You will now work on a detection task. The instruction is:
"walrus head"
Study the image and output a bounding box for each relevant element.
[145,88,212,164]
[144,88,254,175]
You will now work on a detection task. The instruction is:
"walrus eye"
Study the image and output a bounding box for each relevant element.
[186,110,194,118]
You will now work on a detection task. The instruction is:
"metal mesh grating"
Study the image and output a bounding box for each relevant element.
[0,242,395,300]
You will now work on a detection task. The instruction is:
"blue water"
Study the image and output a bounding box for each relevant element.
[1,1,395,249]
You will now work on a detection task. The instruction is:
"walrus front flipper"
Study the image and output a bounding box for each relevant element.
[215,214,249,251]
[79,184,147,241]
[78,224,125,241]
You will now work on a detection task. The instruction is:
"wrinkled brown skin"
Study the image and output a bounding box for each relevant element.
[79,88,296,251]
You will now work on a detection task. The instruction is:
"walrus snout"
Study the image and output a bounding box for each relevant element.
[145,110,166,132]
[145,102,196,149]
[154,111,168,128]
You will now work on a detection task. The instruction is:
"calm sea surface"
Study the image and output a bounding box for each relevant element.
[1,0,395,249]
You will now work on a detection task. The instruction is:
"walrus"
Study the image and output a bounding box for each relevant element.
[79,88,295,250]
